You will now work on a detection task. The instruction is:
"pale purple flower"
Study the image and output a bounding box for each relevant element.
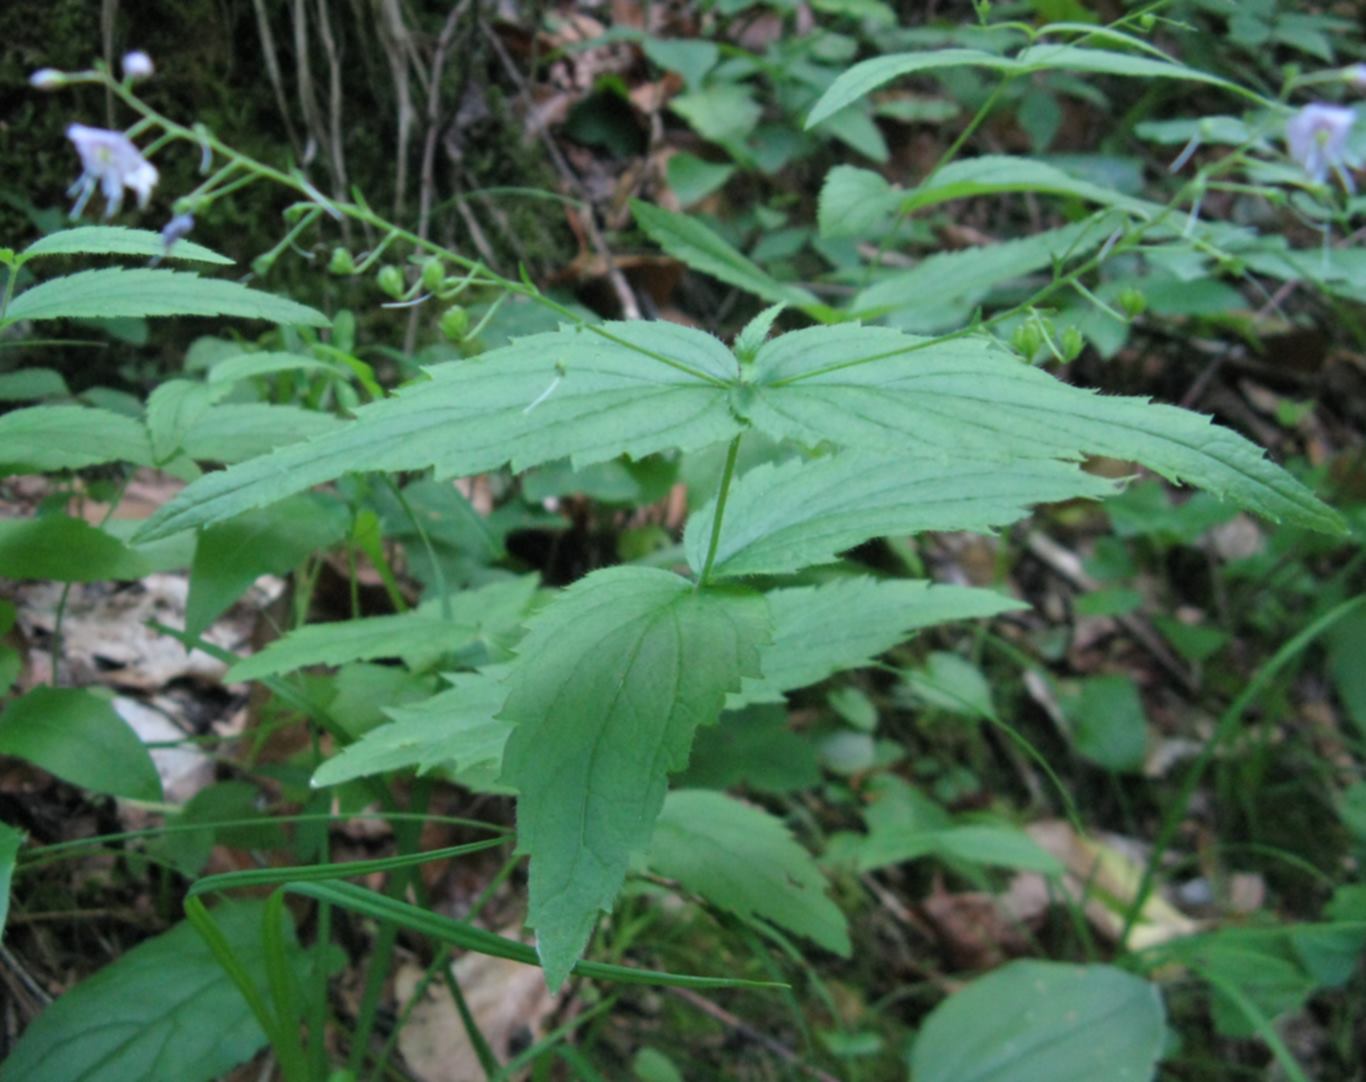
[1286,103,1359,190]
[65,124,159,219]
[161,213,195,247]
[29,68,66,90]
[121,51,153,80]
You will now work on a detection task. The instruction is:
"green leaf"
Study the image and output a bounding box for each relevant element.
[138,322,741,541]
[899,156,1153,217]
[0,515,152,582]
[817,165,899,239]
[207,351,340,385]
[311,671,511,788]
[180,403,345,464]
[498,566,769,989]
[0,821,20,943]
[0,368,70,402]
[670,82,762,145]
[632,201,829,314]
[743,326,1342,535]
[643,37,720,88]
[22,225,234,265]
[0,687,161,801]
[186,495,349,637]
[229,612,480,683]
[678,703,821,794]
[1061,674,1149,772]
[1327,607,1366,738]
[666,152,736,207]
[146,378,223,463]
[0,900,300,1082]
[648,789,850,954]
[910,961,1166,1082]
[806,45,1235,128]
[0,405,153,473]
[736,578,1024,706]
[686,452,1115,579]
[4,268,328,325]
[929,825,1063,874]
[902,651,996,718]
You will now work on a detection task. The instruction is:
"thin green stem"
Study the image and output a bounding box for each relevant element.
[696,434,743,588]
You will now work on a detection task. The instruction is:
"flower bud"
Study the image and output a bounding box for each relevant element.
[29,68,67,90]
[1011,321,1043,359]
[440,306,470,342]
[1118,288,1147,319]
[421,258,445,292]
[251,255,274,278]
[122,51,153,80]
[328,247,356,275]
[1059,326,1085,362]
[377,264,405,300]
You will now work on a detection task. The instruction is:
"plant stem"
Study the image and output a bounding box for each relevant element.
[696,434,743,588]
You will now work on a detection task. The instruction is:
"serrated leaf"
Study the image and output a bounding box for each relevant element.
[0,515,152,582]
[146,379,223,463]
[0,405,153,473]
[735,578,1023,706]
[910,961,1166,1082]
[229,611,480,682]
[498,567,769,989]
[806,45,1234,129]
[186,495,349,637]
[899,155,1153,217]
[311,671,511,788]
[648,789,850,954]
[4,268,328,325]
[138,323,741,540]
[743,326,1342,534]
[0,821,20,943]
[0,900,301,1082]
[817,165,899,239]
[686,452,1115,579]
[0,687,161,801]
[631,201,830,315]
[22,225,233,265]
[181,402,345,463]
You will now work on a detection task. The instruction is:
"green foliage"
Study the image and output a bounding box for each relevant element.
[909,961,1166,1082]
[0,405,154,473]
[0,514,150,581]
[21,225,233,264]
[0,688,161,801]
[498,567,769,988]
[0,901,301,1082]
[0,822,19,942]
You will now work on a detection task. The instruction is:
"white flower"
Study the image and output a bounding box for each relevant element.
[29,68,66,90]
[1285,103,1359,189]
[65,124,159,219]
[121,51,154,80]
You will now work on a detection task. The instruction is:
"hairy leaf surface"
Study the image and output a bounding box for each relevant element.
[4,268,327,325]
[498,567,768,989]
[139,323,740,539]
[742,326,1341,533]
[686,453,1116,579]
[648,789,850,955]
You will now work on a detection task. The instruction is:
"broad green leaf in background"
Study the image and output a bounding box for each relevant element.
[858,821,1061,874]
[666,152,736,207]
[3,268,328,326]
[498,566,769,989]
[1327,606,1366,738]
[0,687,161,801]
[648,789,850,955]
[631,201,830,315]
[185,495,349,637]
[1061,674,1150,772]
[686,452,1115,579]
[678,704,821,794]
[311,671,511,789]
[0,368,70,402]
[138,322,742,540]
[742,326,1342,534]
[21,225,234,265]
[898,156,1154,217]
[0,900,301,1082]
[146,379,224,463]
[180,403,345,464]
[0,515,151,582]
[0,821,20,942]
[206,351,339,385]
[670,82,763,145]
[910,960,1167,1082]
[806,44,1237,128]
[734,578,1024,705]
[0,405,154,473]
[642,37,720,88]
[901,651,995,718]
[817,165,900,239]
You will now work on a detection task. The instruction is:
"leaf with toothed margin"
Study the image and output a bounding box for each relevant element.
[738,325,1342,536]
[136,322,742,540]
[496,566,769,989]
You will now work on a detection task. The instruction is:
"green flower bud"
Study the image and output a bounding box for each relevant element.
[251,255,274,278]
[328,247,356,275]
[1118,288,1147,319]
[1060,326,1085,362]
[1138,13,1156,30]
[1011,321,1043,359]
[440,306,470,342]
[377,264,405,300]
[421,258,445,292]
